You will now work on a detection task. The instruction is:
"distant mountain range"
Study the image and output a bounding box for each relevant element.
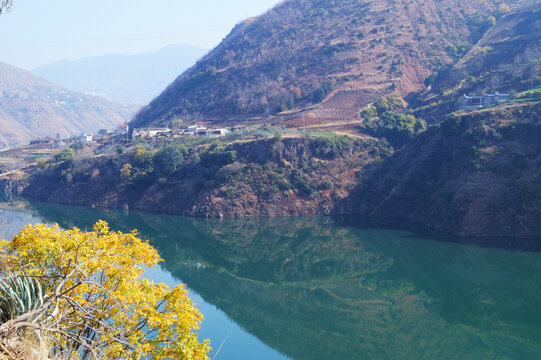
[131,0,538,129]
[33,44,208,106]
[0,62,137,148]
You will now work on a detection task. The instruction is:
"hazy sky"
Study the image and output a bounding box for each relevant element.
[0,0,282,70]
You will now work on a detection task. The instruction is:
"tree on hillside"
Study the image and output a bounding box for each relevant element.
[0,221,211,359]
[154,145,187,175]
[0,0,12,14]
[54,148,75,164]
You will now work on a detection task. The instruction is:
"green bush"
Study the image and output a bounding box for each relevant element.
[154,145,187,175]
[133,146,153,171]
[54,149,76,170]
[70,142,83,150]
[200,145,237,167]
[365,112,426,147]
[291,169,316,197]
[441,114,462,135]
[309,136,350,160]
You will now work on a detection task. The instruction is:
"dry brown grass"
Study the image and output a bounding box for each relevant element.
[0,334,51,360]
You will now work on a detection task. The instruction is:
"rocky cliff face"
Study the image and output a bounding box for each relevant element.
[360,102,541,238]
[19,137,391,218]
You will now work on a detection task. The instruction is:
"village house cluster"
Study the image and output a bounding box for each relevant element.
[27,123,233,149]
[28,124,129,148]
[132,125,230,140]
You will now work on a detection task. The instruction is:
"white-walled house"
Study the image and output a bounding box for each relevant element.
[114,124,129,135]
[183,125,207,135]
[133,128,171,139]
[79,134,93,143]
[460,92,511,110]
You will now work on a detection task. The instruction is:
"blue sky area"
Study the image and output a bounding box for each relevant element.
[0,0,282,70]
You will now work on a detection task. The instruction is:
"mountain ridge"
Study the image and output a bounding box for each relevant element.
[33,44,208,105]
[0,61,137,148]
[131,0,530,128]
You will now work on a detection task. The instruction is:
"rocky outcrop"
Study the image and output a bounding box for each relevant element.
[19,137,391,218]
[359,103,541,238]
[0,175,27,200]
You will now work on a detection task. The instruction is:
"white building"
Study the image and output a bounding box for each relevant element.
[79,134,93,143]
[183,125,206,135]
[187,125,204,131]
[460,92,511,111]
[133,128,171,139]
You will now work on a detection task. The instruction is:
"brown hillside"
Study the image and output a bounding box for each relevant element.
[417,2,541,116]
[0,62,138,148]
[132,0,525,128]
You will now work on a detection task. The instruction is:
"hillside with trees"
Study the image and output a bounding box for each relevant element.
[415,2,541,117]
[132,0,531,128]
[1,0,541,240]
[13,135,392,218]
[360,101,541,238]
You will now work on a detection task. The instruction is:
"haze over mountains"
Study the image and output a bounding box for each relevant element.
[132,0,538,129]
[0,62,137,148]
[34,44,208,105]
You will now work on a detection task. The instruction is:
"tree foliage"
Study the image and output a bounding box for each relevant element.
[362,94,426,147]
[54,149,75,164]
[0,0,12,14]
[154,145,187,175]
[120,163,133,182]
[0,221,210,360]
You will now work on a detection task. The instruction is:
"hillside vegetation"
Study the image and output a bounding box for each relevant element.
[2,0,541,240]
[416,3,541,117]
[0,62,137,148]
[18,135,392,217]
[361,102,541,238]
[132,0,527,128]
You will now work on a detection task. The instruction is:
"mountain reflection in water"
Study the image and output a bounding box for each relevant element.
[3,200,541,360]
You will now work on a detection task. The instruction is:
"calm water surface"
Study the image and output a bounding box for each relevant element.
[1,201,541,360]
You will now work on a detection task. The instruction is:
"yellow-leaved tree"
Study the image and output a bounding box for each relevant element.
[0,221,210,360]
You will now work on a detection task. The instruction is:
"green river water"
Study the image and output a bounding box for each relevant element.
[0,200,540,360]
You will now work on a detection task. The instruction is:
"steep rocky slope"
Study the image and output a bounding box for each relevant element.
[361,102,541,238]
[17,136,392,217]
[0,62,137,148]
[132,0,519,128]
[416,2,541,117]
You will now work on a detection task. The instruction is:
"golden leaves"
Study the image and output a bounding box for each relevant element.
[0,221,211,360]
